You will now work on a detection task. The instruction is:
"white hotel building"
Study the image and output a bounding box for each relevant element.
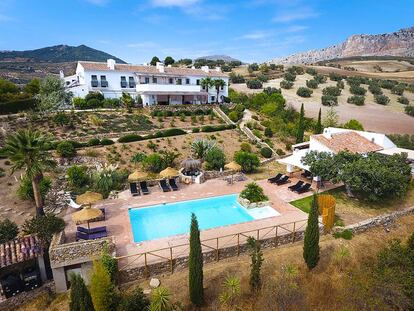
[63,59,229,106]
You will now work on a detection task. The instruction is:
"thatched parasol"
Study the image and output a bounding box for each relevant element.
[128,170,148,182]
[76,191,103,205]
[71,207,103,229]
[160,167,179,178]
[181,158,201,171]
[225,161,242,171]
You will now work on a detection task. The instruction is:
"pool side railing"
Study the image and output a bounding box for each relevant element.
[116,218,314,282]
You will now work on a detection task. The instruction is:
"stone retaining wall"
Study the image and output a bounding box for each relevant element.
[0,282,54,311]
[119,230,305,283]
[335,206,414,234]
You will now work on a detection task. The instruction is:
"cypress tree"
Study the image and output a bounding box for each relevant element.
[303,193,320,269]
[315,108,322,134]
[296,103,305,143]
[189,213,204,306]
[69,273,95,311]
[247,237,263,291]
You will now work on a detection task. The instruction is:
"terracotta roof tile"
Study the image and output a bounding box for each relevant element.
[79,61,228,78]
[313,132,383,154]
[0,235,43,268]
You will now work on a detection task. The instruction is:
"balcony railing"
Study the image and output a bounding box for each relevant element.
[136,83,201,93]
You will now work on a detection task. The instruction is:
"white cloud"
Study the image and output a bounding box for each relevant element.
[239,31,271,40]
[150,0,200,8]
[272,8,318,23]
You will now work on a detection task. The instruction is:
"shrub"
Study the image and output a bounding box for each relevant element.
[337,80,345,89]
[189,213,204,306]
[18,176,51,201]
[329,72,343,81]
[260,147,273,158]
[246,79,263,89]
[0,219,19,243]
[100,138,114,145]
[67,165,88,189]
[322,86,341,96]
[73,97,87,109]
[234,151,260,173]
[342,119,364,131]
[283,72,296,82]
[90,260,118,311]
[405,105,414,117]
[333,229,353,240]
[247,237,263,291]
[306,79,318,89]
[56,140,76,157]
[131,152,147,164]
[22,214,65,245]
[347,95,365,106]
[264,127,273,137]
[257,74,269,83]
[142,153,164,173]
[280,80,294,89]
[296,87,313,97]
[240,182,268,203]
[276,148,286,156]
[102,98,120,108]
[229,73,245,84]
[118,134,144,143]
[398,96,409,105]
[228,111,239,122]
[374,94,390,105]
[321,95,338,106]
[53,112,70,126]
[379,79,397,90]
[200,124,235,132]
[69,273,94,311]
[85,91,104,102]
[192,127,200,133]
[86,98,102,109]
[263,87,281,95]
[118,287,149,311]
[88,138,101,146]
[305,68,317,75]
[101,244,118,283]
[368,83,383,95]
[391,84,405,96]
[0,98,37,114]
[205,147,226,171]
[349,85,367,95]
[240,142,252,153]
[314,73,327,84]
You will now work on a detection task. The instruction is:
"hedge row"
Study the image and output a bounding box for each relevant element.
[48,137,115,150]
[0,98,37,114]
[118,128,187,143]
[150,109,213,117]
[192,124,236,133]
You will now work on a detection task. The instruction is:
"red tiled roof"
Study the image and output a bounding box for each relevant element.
[312,132,383,154]
[79,61,229,78]
[0,235,43,268]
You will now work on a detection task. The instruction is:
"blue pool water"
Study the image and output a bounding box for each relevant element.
[129,194,255,243]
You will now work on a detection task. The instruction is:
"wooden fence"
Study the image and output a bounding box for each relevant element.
[116,219,308,276]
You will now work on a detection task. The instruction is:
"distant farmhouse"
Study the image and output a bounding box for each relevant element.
[279,127,414,175]
[63,59,229,106]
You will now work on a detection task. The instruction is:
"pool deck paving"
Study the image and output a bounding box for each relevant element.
[63,175,335,267]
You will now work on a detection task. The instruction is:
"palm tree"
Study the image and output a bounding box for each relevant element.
[2,130,56,216]
[213,79,226,104]
[200,77,213,104]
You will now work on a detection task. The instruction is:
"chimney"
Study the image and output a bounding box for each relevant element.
[323,128,332,139]
[201,66,209,73]
[107,59,116,70]
[59,70,64,79]
[214,66,221,72]
[156,62,165,73]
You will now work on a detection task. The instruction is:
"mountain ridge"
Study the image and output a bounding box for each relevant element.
[0,44,126,63]
[195,54,241,63]
[270,27,414,64]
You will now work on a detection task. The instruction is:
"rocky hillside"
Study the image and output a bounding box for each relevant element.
[195,55,241,63]
[271,27,414,64]
[0,44,125,63]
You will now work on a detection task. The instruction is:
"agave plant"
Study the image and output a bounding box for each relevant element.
[190,138,216,160]
[150,287,171,311]
[219,276,241,305]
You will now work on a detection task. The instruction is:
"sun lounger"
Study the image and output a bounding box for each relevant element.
[268,173,283,183]
[159,179,171,192]
[301,170,312,178]
[169,178,179,191]
[69,199,82,209]
[288,181,304,191]
[296,183,312,194]
[77,226,106,234]
[275,175,289,185]
[76,230,107,241]
[140,181,150,195]
[129,182,140,196]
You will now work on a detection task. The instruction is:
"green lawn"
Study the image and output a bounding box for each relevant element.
[290,185,414,225]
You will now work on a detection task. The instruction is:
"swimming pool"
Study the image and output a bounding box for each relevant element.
[129,194,279,243]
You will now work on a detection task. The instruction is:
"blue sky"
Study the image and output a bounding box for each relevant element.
[0,0,413,63]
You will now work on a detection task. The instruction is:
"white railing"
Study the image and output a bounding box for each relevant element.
[136,84,201,93]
